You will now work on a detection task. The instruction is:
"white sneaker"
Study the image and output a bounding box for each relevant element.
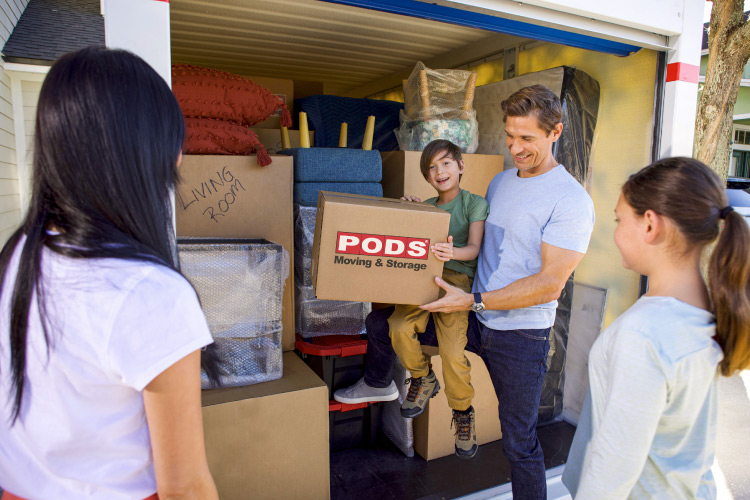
[333,377,399,404]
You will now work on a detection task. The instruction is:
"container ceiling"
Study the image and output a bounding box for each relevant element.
[170,0,526,97]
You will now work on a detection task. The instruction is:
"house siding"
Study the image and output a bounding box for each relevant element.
[0,0,28,245]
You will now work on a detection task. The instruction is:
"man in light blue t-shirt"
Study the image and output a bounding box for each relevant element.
[334,85,595,499]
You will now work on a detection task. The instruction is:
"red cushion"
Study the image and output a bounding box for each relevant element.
[183,117,271,165]
[172,64,291,128]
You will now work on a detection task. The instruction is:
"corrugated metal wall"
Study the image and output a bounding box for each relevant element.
[170,0,503,96]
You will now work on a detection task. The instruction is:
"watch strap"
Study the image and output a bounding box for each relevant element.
[473,292,483,305]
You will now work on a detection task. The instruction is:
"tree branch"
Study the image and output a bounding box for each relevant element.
[730,18,750,61]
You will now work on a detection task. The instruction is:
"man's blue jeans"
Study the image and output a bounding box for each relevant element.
[363,307,551,500]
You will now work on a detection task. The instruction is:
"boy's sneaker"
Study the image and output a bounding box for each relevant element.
[333,377,399,404]
[400,370,440,418]
[451,406,478,459]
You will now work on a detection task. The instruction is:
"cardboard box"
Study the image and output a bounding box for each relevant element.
[380,151,504,201]
[175,155,296,351]
[248,75,294,129]
[294,79,325,101]
[413,346,502,461]
[249,128,314,154]
[311,191,450,305]
[202,353,329,500]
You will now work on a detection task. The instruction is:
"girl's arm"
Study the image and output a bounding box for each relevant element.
[432,220,485,262]
[143,350,219,500]
[576,331,667,499]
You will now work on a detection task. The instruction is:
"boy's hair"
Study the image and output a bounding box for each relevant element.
[501,84,562,135]
[420,140,463,180]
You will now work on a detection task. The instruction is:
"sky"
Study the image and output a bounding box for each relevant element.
[704,0,750,22]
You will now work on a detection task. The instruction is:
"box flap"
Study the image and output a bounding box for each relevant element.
[320,190,446,214]
[201,352,326,407]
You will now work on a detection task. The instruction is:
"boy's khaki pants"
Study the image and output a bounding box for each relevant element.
[388,268,474,411]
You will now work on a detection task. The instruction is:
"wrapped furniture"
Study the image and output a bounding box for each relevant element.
[177,238,289,388]
[294,205,370,338]
[396,62,479,153]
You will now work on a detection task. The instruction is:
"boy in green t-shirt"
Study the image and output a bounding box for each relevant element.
[391,139,489,459]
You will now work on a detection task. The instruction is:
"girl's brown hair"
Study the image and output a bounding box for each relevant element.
[622,157,750,376]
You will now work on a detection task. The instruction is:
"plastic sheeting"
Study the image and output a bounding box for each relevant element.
[396,62,479,153]
[294,205,370,338]
[474,66,600,190]
[381,357,415,457]
[538,274,574,425]
[177,238,289,389]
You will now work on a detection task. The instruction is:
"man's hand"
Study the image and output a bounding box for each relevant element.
[431,235,454,262]
[400,195,422,203]
[419,276,473,313]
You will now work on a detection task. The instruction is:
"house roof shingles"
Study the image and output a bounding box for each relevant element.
[2,0,103,65]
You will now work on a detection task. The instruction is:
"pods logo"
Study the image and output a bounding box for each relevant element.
[336,232,429,260]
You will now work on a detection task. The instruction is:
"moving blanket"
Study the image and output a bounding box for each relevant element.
[281,148,382,183]
[293,182,383,207]
[295,95,403,151]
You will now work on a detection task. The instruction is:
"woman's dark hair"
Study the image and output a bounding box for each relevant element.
[420,140,464,180]
[0,47,214,423]
[622,157,750,376]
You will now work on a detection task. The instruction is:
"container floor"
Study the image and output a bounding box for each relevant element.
[330,421,575,500]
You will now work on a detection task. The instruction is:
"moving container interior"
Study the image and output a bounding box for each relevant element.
[171,1,663,498]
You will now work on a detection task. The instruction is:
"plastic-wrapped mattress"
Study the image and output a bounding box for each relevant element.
[177,238,289,389]
[474,66,600,189]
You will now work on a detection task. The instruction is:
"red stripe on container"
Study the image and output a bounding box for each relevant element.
[666,62,699,84]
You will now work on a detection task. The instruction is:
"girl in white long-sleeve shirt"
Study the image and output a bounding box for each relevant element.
[563,157,750,499]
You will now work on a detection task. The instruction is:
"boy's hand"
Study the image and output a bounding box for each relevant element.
[400,195,422,203]
[431,235,453,262]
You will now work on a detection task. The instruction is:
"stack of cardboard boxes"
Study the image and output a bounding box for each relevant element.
[175,72,508,496]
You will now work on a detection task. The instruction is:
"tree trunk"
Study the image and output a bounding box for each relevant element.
[694,0,750,184]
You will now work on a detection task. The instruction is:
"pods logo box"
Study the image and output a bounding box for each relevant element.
[311,191,450,305]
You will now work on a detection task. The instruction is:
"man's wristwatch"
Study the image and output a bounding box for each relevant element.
[470,292,485,313]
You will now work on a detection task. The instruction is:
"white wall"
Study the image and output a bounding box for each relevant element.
[0,0,29,245]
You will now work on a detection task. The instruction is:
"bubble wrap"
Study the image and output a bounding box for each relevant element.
[177,238,289,388]
[294,204,317,286]
[295,283,370,338]
[294,204,370,338]
[382,357,414,457]
[396,61,479,153]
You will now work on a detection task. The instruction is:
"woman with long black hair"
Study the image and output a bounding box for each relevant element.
[0,47,218,499]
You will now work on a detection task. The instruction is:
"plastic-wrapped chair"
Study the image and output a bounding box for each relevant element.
[396,62,479,153]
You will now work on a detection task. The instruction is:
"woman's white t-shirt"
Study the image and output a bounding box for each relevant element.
[0,239,213,499]
[569,296,722,499]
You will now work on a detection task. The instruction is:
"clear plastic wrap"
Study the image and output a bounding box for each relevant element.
[177,238,289,389]
[381,357,415,457]
[294,204,316,286]
[474,66,600,191]
[294,204,371,338]
[396,61,479,153]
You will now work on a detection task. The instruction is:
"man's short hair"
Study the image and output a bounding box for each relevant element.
[420,140,463,180]
[501,84,562,135]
